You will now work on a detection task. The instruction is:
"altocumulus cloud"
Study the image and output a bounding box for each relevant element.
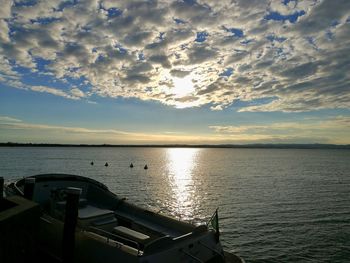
[0,0,349,111]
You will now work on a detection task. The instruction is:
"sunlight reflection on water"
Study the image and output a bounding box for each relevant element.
[166,148,200,221]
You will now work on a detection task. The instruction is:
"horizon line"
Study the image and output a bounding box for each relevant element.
[1,142,349,149]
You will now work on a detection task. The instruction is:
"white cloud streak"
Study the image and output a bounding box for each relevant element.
[0,116,22,123]
[210,116,350,144]
[0,118,224,144]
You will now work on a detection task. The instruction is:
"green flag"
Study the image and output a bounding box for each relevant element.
[208,208,220,241]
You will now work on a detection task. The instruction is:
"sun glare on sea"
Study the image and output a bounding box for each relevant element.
[171,76,195,97]
[166,148,200,220]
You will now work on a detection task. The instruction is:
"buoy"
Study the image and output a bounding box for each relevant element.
[105,162,109,167]
[130,163,134,168]
[90,161,94,166]
[144,165,148,170]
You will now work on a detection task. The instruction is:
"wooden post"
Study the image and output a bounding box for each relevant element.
[24,177,36,200]
[62,187,81,263]
[0,177,3,199]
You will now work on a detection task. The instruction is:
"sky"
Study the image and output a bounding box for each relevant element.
[0,0,349,145]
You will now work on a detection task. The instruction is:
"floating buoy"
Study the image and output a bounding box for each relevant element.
[105,162,109,167]
[130,163,134,168]
[144,165,148,170]
[90,161,94,166]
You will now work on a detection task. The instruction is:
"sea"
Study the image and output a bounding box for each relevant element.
[0,147,349,263]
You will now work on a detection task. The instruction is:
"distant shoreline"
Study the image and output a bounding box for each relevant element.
[1,142,349,149]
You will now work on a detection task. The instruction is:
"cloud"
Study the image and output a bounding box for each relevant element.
[30,85,82,100]
[170,69,191,78]
[0,0,349,112]
[0,116,22,123]
[70,88,86,98]
[0,0,12,21]
[0,118,227,144]
[0,20,10,43]
[209,116,350,144]
[186,44,219,64]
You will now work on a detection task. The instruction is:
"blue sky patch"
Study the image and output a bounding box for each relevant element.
[173,18,186,24]
[107,8,123,18]
[266,35,286,43]
[15,66,75,91]
[264,10,305,23]
[223,26,244,38]
[195,31,209,42]
[282,0,297,6]
[30,17,60,25]
[34,58,52,72]
[183,0,197,6]
[13,0,37,7]
[56,0,78,11]
[95,54,106,63]
[115,44,128,54]
[219,68,234,78]
[138,53,145,61]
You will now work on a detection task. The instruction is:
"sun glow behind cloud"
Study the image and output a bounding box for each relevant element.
[172,76,195,98]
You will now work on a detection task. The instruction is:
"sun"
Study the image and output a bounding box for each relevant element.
[171,75,195,97]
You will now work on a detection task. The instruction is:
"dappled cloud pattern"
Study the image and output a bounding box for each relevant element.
[0,0,350,111]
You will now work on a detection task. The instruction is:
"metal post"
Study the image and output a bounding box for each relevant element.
[62,187,81,263]
[0,177,4,199]
[24,177,36,200]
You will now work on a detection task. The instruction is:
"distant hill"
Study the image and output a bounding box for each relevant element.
[0,142,349,149]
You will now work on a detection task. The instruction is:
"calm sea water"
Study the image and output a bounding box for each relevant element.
[0,147,349,262]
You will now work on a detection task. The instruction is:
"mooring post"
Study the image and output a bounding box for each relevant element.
[24,177,36,200]
[62,187,81,263]
[0,177,4,199]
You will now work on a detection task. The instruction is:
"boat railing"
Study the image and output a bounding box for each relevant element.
[143,235,173,254]
[87,226,142,255]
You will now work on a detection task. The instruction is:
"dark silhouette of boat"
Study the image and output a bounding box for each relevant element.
[4,174,244,263]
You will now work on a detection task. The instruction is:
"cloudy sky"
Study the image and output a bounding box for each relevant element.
[0,0,349,144]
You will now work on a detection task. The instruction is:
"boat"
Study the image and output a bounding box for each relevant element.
[5,174,244,263]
